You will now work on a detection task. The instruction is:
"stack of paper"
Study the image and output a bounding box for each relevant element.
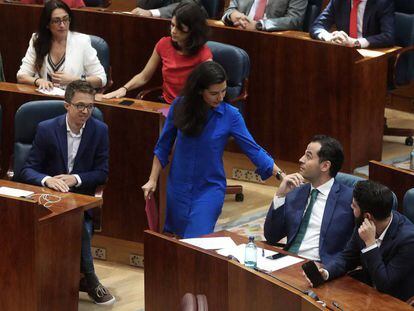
[36,87,65,97]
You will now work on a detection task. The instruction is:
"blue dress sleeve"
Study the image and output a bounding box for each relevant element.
[154,100,178,168]
[230,109,275,180]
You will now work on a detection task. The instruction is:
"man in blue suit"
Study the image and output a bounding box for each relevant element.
[315,180,414,301]
[310,0,395,48]
[264,135,354,264]
[18,80,114,305]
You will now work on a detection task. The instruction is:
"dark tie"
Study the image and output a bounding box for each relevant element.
[288,189,319,254]
[253,0,267,21]
[349,0,362,38]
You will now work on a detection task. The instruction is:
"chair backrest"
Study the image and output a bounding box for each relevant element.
[394,12,414,85]
[206,41,250,113]
[302,0,323,32]
[336,172,398,210]
[200,0,221,19]
[13,100,103,179]
[89,35,111,87]
[403,188,414,224]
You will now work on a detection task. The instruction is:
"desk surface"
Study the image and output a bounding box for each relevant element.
[145,230,412,311]
[0,2,399,171]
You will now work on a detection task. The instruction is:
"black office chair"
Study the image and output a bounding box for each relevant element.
[89,35,113,91]
[207,41,250,201]
[383,1,414,145]
[302,0,323,32]
[403,188,414,224]
[12,100,104,229]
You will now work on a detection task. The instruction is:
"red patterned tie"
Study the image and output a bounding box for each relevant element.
[349,0,362,38]
[253,0,267,21]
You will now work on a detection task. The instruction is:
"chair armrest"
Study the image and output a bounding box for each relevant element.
[393,45,414,87]
[136,86,163,101]
[228,78,249,106]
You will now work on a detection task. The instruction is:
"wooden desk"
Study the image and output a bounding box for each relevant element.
[369,160,414,210]
[144,230,412,311]
[0,82,168,244]
[0,2,398,171]
[0,179,101,311]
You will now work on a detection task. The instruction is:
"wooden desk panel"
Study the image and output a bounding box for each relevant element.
[0,82,168,242]
[0,2,396,171]
[369,160,414,210]
[145,231,412,311]
[0,179,100,311]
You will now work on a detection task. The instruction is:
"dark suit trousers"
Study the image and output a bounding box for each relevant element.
[81,213,95,274]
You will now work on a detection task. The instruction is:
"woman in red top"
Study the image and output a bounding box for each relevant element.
[103,1,212,104]
[20,0,85,8]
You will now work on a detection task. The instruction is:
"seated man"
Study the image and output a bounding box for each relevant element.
[316,180,414,301]
[222,0,307,32]
[18,80,114,305]
[264,135,354,263]
[132,0,203,18]
[310,0,395,48]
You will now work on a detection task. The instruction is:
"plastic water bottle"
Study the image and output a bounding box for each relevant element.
[244,236,257,269]
[410,149,414,170]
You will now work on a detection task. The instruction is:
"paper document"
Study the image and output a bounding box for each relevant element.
[181,237,237,250]
[217,244,304,272]
[36,87,65,97]
[0,187,34,198]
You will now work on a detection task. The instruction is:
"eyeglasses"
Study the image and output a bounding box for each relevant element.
[71,102,94,112]
[50,16,71,25]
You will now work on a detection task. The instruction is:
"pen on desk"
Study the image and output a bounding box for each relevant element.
[262,248,265,257]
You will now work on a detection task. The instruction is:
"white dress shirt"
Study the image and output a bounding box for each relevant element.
[41,114,83,187]
[273,178,335,261]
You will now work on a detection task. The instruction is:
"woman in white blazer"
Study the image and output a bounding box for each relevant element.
[17,0,107,90]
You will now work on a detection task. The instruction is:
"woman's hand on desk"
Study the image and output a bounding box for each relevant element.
[102,87,127,99]
[36,79,54,91]
[142,179,157,200]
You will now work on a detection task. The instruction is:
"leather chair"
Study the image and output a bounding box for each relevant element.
[403,188,414,223]
[207,41,250,201]
[383,1,414,145]
[302,0,323,32]
[89,35,113,91]
[12,100,104,229]
[200,0,223,19]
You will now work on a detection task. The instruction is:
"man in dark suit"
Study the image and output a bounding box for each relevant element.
[132,0,202,18]
[222,0,307,32]
[18,80,114,305]
[310,0,395,48]
[264,135,354,264]
[314,180,414,301]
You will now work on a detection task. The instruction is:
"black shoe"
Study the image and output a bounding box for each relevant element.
[87,283,115,305]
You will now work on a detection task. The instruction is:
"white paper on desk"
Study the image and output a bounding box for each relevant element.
[217,244,304,272]
[36,87,65,97]
[180,237,237,250]
[0,187,34,198]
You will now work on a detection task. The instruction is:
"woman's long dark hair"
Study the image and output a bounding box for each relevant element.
[33,0,74,74]
[171,1,209,55]
[174,61,227,136]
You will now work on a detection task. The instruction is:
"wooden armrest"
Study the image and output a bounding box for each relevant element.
[136,86,162,100]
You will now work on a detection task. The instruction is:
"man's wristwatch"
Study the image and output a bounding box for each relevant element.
[275,170,285,181]
[353,40,361,49]
[255,21,263,31]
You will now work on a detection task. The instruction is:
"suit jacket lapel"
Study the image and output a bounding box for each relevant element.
[320,181,340,247]
[56,115,68,173]
[73,118,94,171]
[287,184,311,245]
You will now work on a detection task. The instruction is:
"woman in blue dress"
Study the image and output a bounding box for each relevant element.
[142,61,284,238]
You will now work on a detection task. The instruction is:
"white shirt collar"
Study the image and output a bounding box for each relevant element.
[311,178,334,197]
[65,114,85,137]
[377,212,393,243]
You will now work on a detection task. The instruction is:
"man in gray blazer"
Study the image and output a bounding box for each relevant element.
[222,0,308,32]
[132,0,203,18]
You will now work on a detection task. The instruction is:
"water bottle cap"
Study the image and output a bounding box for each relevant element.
[248,236,255,242]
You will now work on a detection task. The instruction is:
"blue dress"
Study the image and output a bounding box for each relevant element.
[154,99,275,238]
